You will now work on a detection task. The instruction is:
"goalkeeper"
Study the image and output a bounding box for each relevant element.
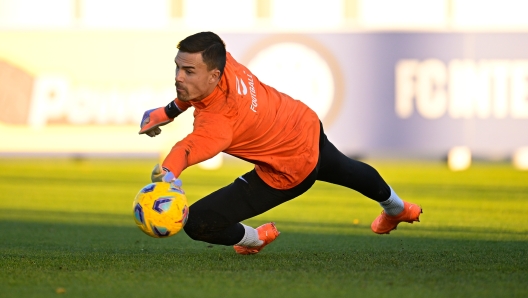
[139,32,422,255]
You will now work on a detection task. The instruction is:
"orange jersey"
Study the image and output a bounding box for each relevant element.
[162,52,320,189]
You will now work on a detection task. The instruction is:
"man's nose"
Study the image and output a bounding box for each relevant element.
[175,69,183,82]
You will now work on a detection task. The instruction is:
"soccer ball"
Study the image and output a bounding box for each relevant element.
[133,182,189,238]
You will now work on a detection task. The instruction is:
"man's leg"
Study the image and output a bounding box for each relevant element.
[316,131,392,202]
[183,169,316,246]
[316,126,422,234]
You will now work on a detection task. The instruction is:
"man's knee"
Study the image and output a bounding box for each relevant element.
[183,208,229,241]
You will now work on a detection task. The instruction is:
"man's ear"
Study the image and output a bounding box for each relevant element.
[209,69,221,83]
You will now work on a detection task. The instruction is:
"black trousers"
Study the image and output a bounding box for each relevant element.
[183,122,390,245]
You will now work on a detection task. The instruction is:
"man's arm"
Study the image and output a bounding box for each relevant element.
[161,112,233,178]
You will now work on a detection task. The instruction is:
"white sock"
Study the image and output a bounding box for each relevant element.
[235,224,263,247]
[379,187,404,216]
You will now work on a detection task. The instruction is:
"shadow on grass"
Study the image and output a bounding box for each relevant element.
[1,212,527,261]
[2,208,527,238]
[1,217,527,298]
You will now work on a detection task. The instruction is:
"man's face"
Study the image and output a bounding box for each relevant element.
[174,51,220,102]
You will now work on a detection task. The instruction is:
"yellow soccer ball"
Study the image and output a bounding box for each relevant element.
[132,182,189,238]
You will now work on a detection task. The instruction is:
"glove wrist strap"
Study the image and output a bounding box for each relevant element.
[165,100,183,119]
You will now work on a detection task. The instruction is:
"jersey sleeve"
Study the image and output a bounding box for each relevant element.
[161,112,233,178]
[175,98,192,112]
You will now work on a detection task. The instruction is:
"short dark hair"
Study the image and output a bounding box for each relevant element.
[177,32,226,76]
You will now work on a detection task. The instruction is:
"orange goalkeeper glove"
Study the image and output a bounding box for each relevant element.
[139,108,172,137]
[139,101,183,137]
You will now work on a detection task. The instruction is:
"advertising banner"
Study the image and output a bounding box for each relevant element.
[1,31,527,159]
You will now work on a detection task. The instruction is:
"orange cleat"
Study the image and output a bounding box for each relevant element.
[234,222,280,255]
[371,201,422,234]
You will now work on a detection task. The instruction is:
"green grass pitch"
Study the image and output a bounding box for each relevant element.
[0,158,527,297]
